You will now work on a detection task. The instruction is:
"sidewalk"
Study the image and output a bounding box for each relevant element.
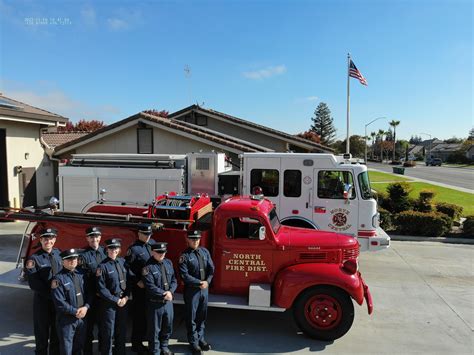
[389,234,474,245]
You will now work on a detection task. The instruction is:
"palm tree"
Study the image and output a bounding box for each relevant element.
[378,129,385,161]
[370,131,376,159]
[389,120,401,161]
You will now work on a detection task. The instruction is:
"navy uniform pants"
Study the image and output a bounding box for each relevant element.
[84,296,101,354]
[147,300,174,355]
[99,301,128,355]
[56,316,86,355]
[33,293,59,355]
[130,287,147,345]
[184,287,208,346]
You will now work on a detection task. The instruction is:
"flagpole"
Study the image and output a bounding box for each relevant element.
[346,53,350,154]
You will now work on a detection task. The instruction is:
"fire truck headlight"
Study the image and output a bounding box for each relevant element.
[342,259,359,275]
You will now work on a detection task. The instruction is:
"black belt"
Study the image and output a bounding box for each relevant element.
[149,298,167,304]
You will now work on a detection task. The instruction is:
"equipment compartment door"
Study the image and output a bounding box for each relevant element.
[213,216,273,296]
[312,169,359,235]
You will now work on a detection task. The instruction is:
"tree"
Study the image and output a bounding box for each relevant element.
[310,103,336,146]
[334,135,366,157]
[445,137,463,144]
[370,131,376,159]
[469,128,474,140]
[296,130,321,144]
[58,119,106,132]
[409,135,422,144]
[143,109,169,118]
[389,120,400,161]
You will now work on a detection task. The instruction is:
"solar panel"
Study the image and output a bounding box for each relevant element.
[0,98,21,110]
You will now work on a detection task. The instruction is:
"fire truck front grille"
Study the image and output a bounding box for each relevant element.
[299,252,327,261]
[343,247,359,260]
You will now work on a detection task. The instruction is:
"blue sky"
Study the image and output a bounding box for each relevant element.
[0,0,472,141]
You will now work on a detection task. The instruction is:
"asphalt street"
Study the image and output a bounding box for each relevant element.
[367,162,474,191]
[0,222,472,354]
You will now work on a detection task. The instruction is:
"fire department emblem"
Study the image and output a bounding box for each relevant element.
[96,268,102,277]
[303,176,312,185]
[51,280,59,289]
[26,259,35,269]
[328,208,351,232]
[332,213,347,227]
[142,267,149,276]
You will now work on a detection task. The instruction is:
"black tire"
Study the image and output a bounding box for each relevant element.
[293,286,354,341]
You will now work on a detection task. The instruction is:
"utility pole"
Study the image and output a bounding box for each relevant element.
[184,65,192,104]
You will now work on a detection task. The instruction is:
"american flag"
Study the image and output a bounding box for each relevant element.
[349,60,368,86]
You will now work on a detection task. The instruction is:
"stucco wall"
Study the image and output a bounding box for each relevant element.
[0,120,54,207]
[74,124,232,156]
[189,114,289,152]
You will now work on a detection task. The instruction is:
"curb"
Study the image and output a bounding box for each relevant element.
[389,234,474,245]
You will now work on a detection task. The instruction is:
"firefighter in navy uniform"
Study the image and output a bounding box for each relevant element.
[96,238,129,355]
[25,227,62,355]
[125,223,155,353]
[79,226,107,354]
[51,248,92,355]
[142,242,177,355]
[179,230,215,355]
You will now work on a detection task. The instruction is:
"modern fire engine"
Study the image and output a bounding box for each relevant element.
[0,192,373,341]
[57,152,390,251]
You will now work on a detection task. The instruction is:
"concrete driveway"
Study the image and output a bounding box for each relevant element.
[0,222,472,354]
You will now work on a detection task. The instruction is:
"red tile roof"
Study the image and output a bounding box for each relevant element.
[42,132,90,148]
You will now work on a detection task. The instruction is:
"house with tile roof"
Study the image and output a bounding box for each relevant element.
[53,106,332,163]
[0,93,68,208]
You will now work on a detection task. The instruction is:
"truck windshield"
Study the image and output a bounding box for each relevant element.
[358,171,372,200]
[269,208,281,234]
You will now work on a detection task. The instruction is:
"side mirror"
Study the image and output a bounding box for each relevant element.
[258,226,266,240]
[99,188,107,201]
[49,196,59,209]
[343,183,353,200]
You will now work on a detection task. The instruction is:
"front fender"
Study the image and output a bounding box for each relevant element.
[273,263,365,309]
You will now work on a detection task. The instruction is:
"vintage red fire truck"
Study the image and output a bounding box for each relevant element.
[0,192,373,341]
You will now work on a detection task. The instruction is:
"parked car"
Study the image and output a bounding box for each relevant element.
[426,158,442,166]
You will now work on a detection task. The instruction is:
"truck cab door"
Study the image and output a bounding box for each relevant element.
[243,157,280,213]
[312,169,359,236]
[213,216,273,296]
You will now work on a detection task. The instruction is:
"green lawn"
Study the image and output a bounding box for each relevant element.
[371,181,474,216]
[368,170,412,182]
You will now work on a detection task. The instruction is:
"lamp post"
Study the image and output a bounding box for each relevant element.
[420,132,432,162]
[364,117,386,164]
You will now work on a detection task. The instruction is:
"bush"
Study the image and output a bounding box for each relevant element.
[387,182,412,213]
[414,189,436,212]
[376,190,391,211]
[394,211,452,237]
[435,202,463,221]
[378,207,392,230]
[462,216,474,236]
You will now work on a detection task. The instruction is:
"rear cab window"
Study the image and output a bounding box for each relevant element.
[317,170,356,199]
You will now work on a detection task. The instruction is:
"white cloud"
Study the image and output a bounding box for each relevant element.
[106,17,129,31]
[2,81,120,122]
[81,5,97,27]
[243,65,287,80]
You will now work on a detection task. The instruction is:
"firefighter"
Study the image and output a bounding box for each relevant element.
[79,226,107,354]
[179,230,215,355]
[96,238,129,355]
[142,242,177,355]
[51,248,91,355]
[125,223,155,353]
[25,227,62,355]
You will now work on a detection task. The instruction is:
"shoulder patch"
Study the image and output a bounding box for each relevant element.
[142,266,149,276]
[51,279,59,289]
[26,259,35,269]
[179,255,186,264]
[78,257,83,266]
[96,268,102,277]
[127,249,132,256]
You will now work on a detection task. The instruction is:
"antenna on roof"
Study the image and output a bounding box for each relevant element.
[184,65,192,105]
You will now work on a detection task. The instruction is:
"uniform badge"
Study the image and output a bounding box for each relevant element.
[26,259,35,269]
[179,255,186,264]
[51,279,59,289]
[142,267,149,276]
[96,268,102,277]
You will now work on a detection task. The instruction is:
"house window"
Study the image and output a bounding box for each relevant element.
[137,128,153,154]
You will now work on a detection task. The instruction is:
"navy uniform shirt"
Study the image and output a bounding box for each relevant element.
[178,247,215,288]
[125,240,155,286]
[142,258,177,302]
[96,257,129,304]
[79,246,107,292]
[51,268,91,316]
[25,248,63,297]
